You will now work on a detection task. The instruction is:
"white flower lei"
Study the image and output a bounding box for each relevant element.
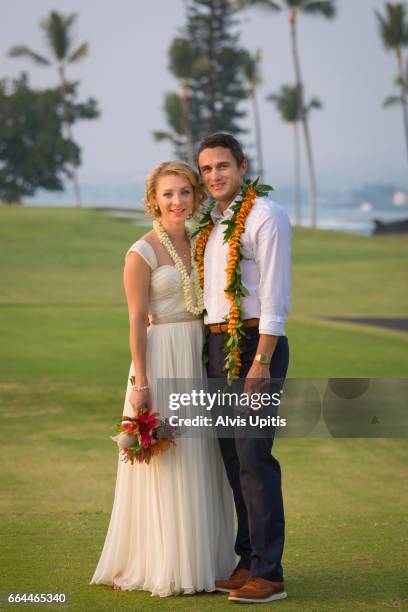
[153,220,204,316]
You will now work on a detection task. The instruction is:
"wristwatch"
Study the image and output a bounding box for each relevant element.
[254,353,271,365]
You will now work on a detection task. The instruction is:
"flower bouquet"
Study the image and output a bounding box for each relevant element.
[112,410,177,465]
[112,376,178,465]
[111,377,177,464]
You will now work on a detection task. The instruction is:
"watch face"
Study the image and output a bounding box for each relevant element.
[257,354,270,364]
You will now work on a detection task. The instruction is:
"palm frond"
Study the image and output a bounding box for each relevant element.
[375,3,407,50]
[68,42,89,63]
[395,75,407,87]
[152,131,180,145]
[169,37,195,79]
[242,49,262,87]
[267,84,300,122]
[383,95,406,108]
[7,45,50,65]
[301,1,336,18]
[163,93,184,135]
[64,13,77,30]
[307,96,322,110]
[41,11,72,61]
[374,9,386,32]
[268,83,322,120]
[235,0,282,13]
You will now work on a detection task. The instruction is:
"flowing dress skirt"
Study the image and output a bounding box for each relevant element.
[90,320,236,597]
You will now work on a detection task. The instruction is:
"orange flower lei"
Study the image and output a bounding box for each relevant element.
[194,178,272,383]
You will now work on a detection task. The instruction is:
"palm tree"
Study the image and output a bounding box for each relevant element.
[268,84,321,226]
[8,11,89,206]
[237,0,336,227]
[168,37,195,165]
[375,2,408,164]
[242,49,265,177]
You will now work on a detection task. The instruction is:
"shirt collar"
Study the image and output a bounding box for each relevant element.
[210,196,239,224]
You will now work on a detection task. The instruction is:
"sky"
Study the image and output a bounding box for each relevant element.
[1,0,407,194]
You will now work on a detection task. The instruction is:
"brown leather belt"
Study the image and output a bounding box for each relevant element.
[207,318,260,334]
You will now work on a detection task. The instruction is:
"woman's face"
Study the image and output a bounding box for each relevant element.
[155,174,194,224]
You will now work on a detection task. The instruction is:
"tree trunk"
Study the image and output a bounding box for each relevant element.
[207,2,216,133]
[58,64,81,207]
[293,121,301,226]
[252,88,264,179]
[290,10,318,228]
[396,48,408,165]
[181,79,194,166]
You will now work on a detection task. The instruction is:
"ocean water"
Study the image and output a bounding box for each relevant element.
[275,185,408,235]
[24,182,408,236]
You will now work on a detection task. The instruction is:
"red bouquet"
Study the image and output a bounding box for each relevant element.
[112,410,177,465]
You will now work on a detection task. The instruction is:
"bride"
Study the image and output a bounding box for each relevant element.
[90,161,236,597]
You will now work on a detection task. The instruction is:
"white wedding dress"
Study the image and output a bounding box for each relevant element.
[90,239,236,597]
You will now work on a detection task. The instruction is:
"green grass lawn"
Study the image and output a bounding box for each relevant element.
[0,206,407,611]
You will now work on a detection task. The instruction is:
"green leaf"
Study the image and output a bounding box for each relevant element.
[383,95,404,108]
[68,42,89,63]
[8,46,51,65]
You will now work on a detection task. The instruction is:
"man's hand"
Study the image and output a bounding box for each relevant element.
[244,361,270,396]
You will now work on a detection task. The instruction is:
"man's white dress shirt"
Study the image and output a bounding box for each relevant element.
[203,195,291,336]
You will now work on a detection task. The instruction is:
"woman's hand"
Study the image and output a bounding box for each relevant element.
[129,387,152,414]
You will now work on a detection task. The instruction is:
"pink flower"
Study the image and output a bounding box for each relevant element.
[140,433,153,448]
[122,420,137,434]
[137,411,158,431]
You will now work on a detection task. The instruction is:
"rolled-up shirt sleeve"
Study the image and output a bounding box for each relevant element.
[251,206,291,336]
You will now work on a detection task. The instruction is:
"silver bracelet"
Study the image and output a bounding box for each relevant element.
[132,384,149,392]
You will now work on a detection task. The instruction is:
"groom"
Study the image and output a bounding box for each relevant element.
[196,133,291,604]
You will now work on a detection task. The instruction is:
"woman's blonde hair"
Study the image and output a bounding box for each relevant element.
[144,161,206,219]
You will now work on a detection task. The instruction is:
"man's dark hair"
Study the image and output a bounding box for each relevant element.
[196,133,246,168]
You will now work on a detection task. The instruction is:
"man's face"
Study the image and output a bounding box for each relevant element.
[198,146,247,206]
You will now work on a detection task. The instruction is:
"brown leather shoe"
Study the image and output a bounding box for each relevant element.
[228,576,287,603]
[215,568,250,593]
